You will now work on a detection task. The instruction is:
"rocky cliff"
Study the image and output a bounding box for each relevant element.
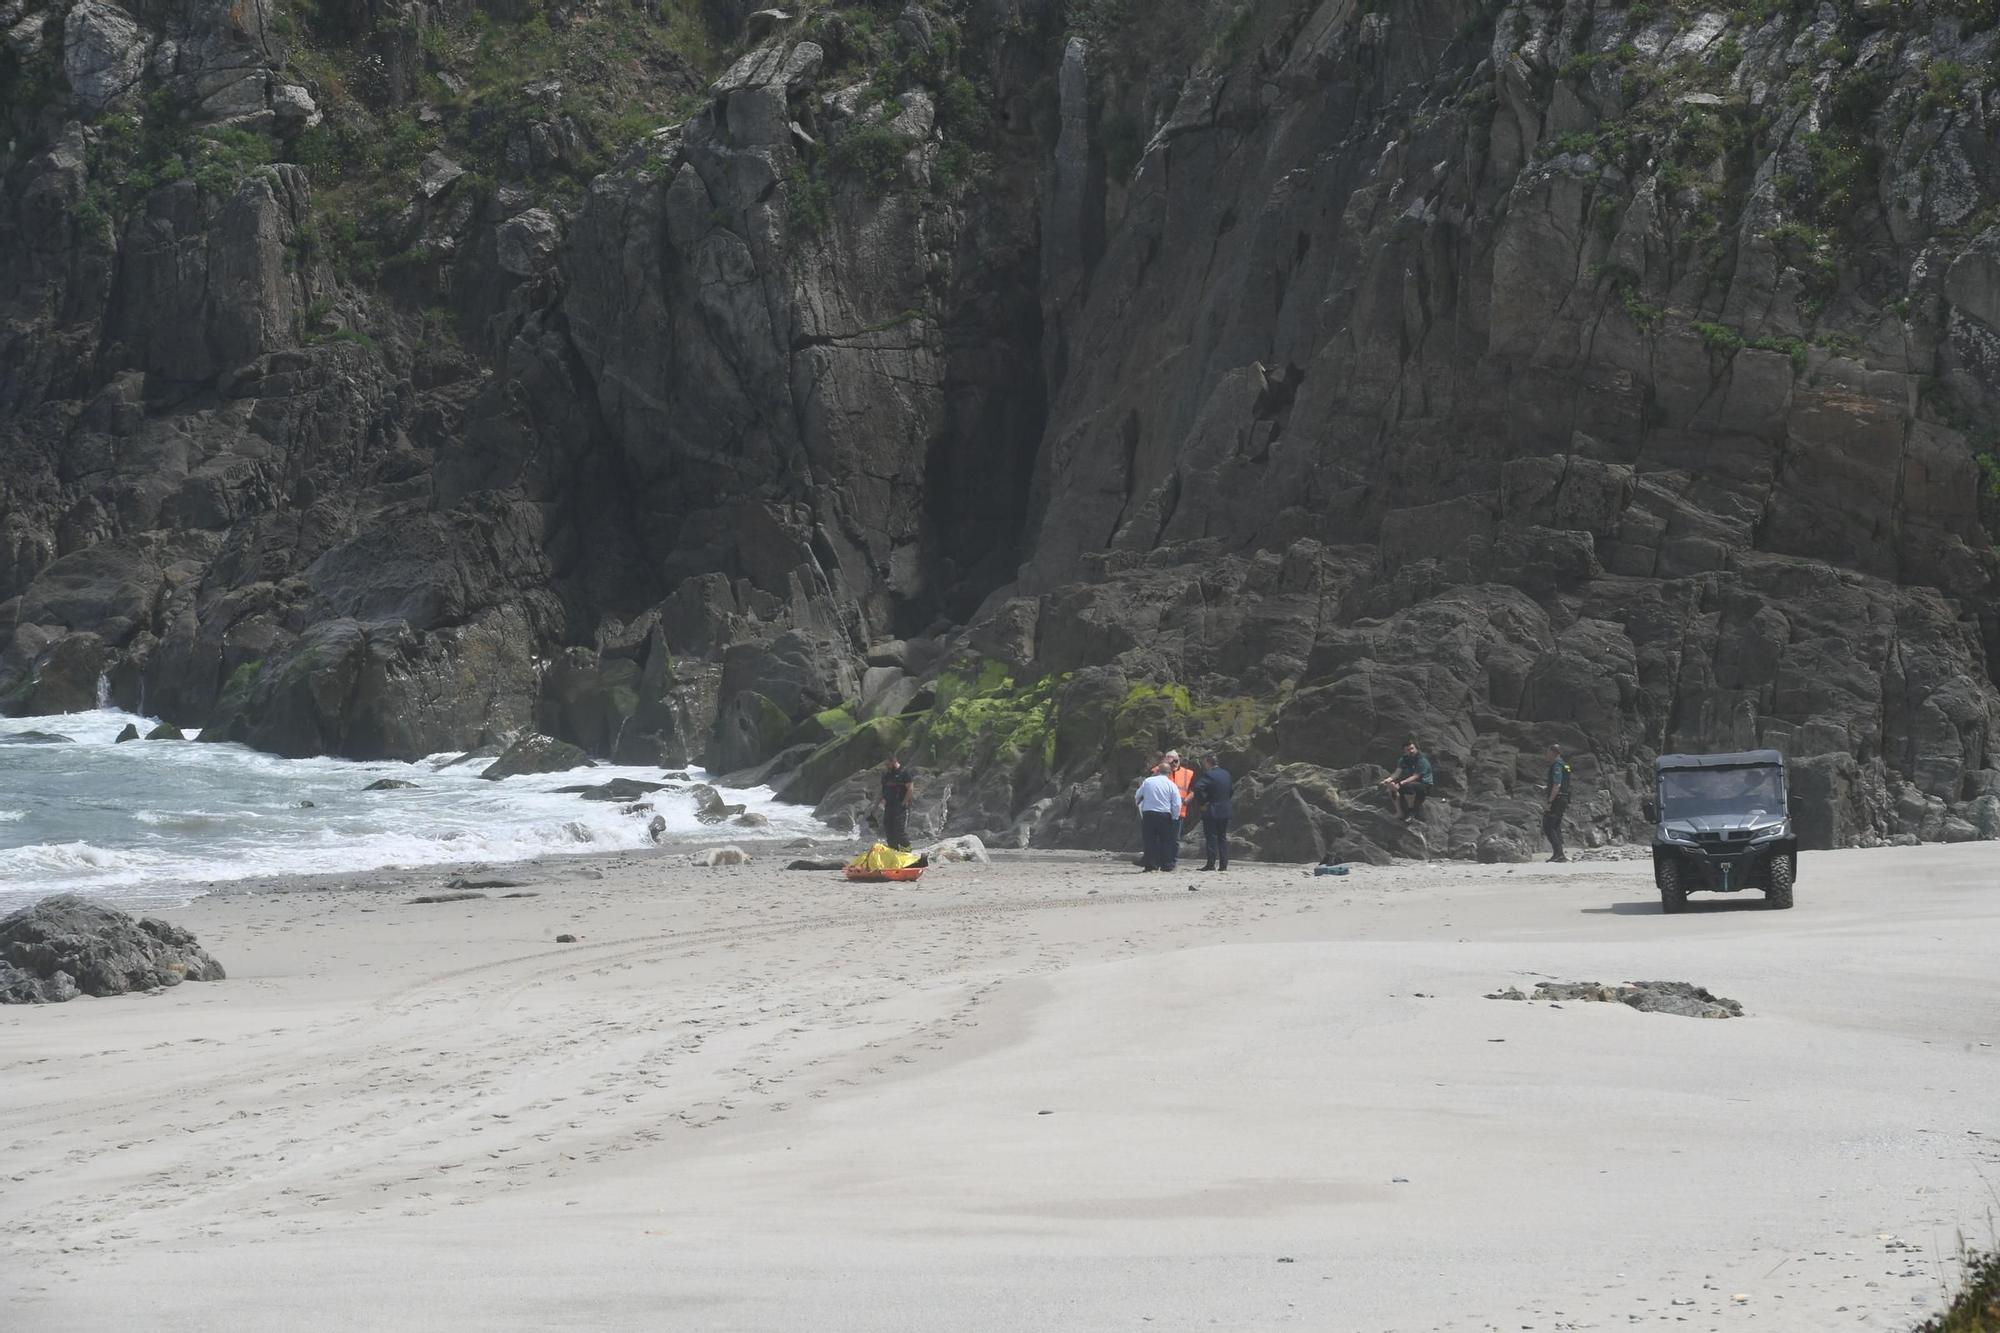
[4,0,1998,861]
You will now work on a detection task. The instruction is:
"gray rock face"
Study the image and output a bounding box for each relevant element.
[62,1,148,110]
[1,895,226,1003]
[0,0,1994,870]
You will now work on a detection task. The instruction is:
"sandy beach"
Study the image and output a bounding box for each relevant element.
[3,843,1997,1331]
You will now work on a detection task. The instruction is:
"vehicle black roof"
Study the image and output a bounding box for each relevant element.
[1655,749,1785,771]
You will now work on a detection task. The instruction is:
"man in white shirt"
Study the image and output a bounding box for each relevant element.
[1135,765,1183,872]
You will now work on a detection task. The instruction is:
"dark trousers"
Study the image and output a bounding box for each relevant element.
[1542,797,1567,858]
[1141,811,1178,870]
[1202,815,1230,868]
[883,804,910,851]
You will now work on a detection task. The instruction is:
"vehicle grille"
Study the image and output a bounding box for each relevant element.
[1694,830,1753,844]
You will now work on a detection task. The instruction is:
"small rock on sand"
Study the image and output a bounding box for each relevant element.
[922,834,989,864]
[1490,979,1743,1018]
[410,892,487,904]
[555,934,578,943]
[694,846,751,867]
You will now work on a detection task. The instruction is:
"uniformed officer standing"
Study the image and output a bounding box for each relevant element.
[1543,743,1572,863]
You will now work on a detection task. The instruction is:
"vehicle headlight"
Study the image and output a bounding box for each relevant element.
[1747,822,1787,842]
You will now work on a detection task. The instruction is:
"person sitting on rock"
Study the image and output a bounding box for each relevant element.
[1381,739,1434,820]
[872,756,917,852]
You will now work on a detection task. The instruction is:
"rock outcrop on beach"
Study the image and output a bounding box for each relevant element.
[1489,979,1744,1019]
[2,1,1998,861]
[0,894,226,1003]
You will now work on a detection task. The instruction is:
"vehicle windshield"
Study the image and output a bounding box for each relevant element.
[1658,766,1786,821]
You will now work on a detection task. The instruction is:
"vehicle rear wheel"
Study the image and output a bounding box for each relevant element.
[1658,856,1687,915]
[1765,854,1794,910]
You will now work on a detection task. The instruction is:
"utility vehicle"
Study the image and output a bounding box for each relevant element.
[1648,750,1797,913]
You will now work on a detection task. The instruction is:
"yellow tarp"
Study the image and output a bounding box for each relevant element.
[848,843,921,872]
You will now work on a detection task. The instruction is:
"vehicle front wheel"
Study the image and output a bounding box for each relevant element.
[1658,856,1688,915]
[1765,854,1794,910]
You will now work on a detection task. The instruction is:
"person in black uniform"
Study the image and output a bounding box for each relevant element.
[1191,754,1234,872]
[1542,742,1572,863]
[873,756,917,851]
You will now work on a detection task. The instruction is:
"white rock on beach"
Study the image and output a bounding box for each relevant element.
[923,834,989,864]
[692,845,750,867]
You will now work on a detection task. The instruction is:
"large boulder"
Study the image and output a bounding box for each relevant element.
[480,733,594,779]
[1,895,226,1003]
[16,632,108,715]
[1230,764,1427,865]
[774,717,907,806]
[200,612,542,761]
[1787,753,1869,850]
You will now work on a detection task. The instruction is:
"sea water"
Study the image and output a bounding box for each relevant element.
[0,708,825,911]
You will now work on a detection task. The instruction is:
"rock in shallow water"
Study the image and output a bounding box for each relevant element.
[479,734,594,780]
[689,783,745,824]
[0,895,226,1004]
[556,777,669,801]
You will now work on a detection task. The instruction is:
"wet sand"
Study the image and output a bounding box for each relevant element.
[3,843,1997,1330]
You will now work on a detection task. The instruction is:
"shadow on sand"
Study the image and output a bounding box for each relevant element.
[1582,898,1780,916]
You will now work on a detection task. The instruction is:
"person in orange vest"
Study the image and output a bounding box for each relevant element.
[1165,750,1196,864]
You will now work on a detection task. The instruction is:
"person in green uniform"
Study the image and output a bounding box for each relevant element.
[1543,743,1572,863]
[1381,740,1434,820]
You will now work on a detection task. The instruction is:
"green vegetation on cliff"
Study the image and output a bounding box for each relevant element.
[282,0,717,276]
[921,662,1062,770]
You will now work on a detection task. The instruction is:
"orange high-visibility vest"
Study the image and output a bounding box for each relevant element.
[1170,765,1195,817]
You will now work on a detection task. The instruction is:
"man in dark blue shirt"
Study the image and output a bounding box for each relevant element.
[1191,754,1234,872]
[1543,742,1572,863]
[873,757,917,851]
[1381,740,1434,820]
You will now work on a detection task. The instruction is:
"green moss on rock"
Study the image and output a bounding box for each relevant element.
[783,705,859,752]
[775,716,908,805]
[1112,680,1269,760]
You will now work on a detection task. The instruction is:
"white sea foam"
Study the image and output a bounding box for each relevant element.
[0,708,827,910]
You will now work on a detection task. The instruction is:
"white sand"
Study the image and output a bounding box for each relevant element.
[3,844,1997,1331]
